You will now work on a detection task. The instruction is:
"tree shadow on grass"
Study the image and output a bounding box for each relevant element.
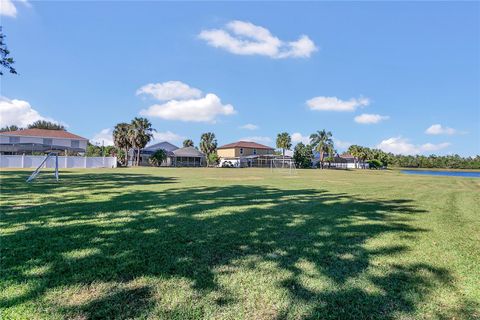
[0,174,467,319]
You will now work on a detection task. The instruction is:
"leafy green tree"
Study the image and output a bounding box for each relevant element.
[310,130,333,169]
[149,149,167,167]
[0,27,16,76]
[129,117,155,166]
[200,132,217,166]
[207,152,220,167]
[85,142,102,157]
[0,125,21,132]
[276,132,292,166]
[183,139,194,148]
[293,143,313,168]
[28,120,65,130]
[113,122,131,166]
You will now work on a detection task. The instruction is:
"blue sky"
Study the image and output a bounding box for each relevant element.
[1,1,479,156]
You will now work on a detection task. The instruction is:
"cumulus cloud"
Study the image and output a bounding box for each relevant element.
[291,132,310,145]
[140,93,235,123]
[306,96,370,112]
[425,124,457,135]
[239,123,258,130]
[240,136,272,144]
[138,81,236,123]
[0,0,30,17]
[199,20,317,59]
[91,128,114,146]
[354,113,389,124]
[333,138,352,150]
[136,81,202,101]
[152,131,184,143]
[0,96,59,128]
[376,136,451,155]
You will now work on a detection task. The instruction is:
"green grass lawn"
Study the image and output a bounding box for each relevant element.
[1,168,479,319]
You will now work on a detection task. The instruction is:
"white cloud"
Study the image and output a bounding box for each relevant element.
[354,113,389,124]
[239,123,258,130]
[91,128,114,146]
[0,0,30,17]
[240,136,272,144]
[136,81,202,101]
[376,136,451,155]
[140,93,235,123]
[152,131,184,143]
[0,96,59,128]
[306,96,370,112]
[291,132,310,145]
[425,124,457,135]
[333,138,352,150]
[199,20,317,59]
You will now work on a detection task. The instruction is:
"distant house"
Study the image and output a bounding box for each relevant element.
[131,142,205,167]
[217,141,278,167]
[312,152,368,169]
[172,146,206,167]
[0,128,88,155]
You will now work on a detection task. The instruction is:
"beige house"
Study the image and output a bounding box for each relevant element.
[217,141,274,158]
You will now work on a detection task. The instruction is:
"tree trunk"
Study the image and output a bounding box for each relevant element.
[137,148,140,166]
[282,149,285,168]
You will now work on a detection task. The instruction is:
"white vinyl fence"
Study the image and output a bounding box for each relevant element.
[0,155,117,169]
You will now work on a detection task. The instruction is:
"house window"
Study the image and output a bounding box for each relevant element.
[240,148,244,155]
[43,138,53,145]
[9,136,20,143]
[253,148,257,155]
[71,140,80,148]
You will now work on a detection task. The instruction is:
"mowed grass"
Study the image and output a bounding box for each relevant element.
[0,167,479,320]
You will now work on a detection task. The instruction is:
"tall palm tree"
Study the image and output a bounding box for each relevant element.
[129,117,155,166]
[348,145,360,168]
[113,122,131,166]
[276,132,292,167]
[310,129,333,169]
[200,132,217,167]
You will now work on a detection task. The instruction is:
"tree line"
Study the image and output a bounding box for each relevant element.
[279,131,479,170]
[0,120,66,132]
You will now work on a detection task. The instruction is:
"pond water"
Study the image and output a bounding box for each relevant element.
[401,170,480,178]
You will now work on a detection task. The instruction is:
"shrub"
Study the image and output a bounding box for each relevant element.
[149,149,167,167]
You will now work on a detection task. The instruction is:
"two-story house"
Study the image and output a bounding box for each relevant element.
[217,141,275,167]
[0,128,88,155]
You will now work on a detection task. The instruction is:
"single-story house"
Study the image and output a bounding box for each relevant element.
[130,141,178,166]
[217,141,283,168]
[0,128,88,155]
[130,142,205,167]
[312,153,369,169]
[172,146,206,167]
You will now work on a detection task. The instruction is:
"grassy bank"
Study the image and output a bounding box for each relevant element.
[1,168,479,319]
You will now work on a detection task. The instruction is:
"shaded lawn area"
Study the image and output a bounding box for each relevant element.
[0,168,479,319]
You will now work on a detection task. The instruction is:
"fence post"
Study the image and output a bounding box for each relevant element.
[65,156,68,168]
[103,156,105,168]
[22,153,25,168]
[84,156,87,168]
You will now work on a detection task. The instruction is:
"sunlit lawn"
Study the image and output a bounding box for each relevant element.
[1,167,479,319]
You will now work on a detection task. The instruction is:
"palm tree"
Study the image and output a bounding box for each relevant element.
[129,117,155,166]
[183,139,194,148]
[348,145,360,168]
[310,129,333,169]
[113,122,131,166]
[200,132,217,167]
[276,132,292,167]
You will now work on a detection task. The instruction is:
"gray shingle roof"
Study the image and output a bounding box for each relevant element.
[173,146,205,157]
